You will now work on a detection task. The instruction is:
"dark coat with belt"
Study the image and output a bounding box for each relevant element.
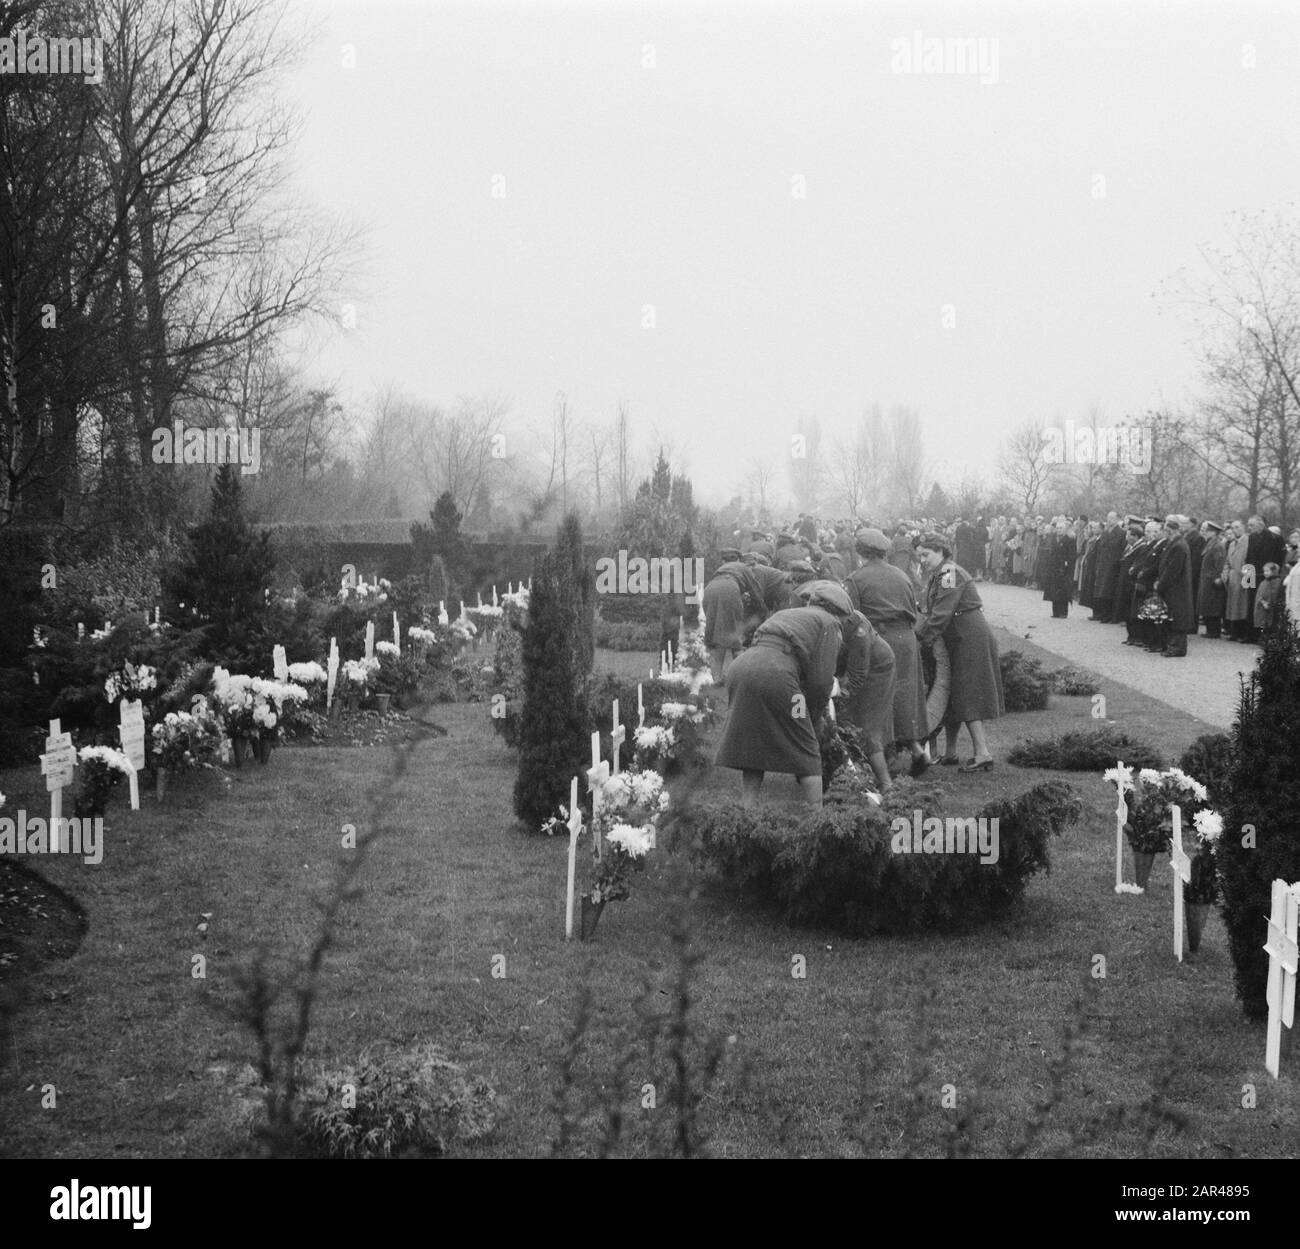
[1041,534,1077,603]
[1197,535,1227,618]
[917,563,1003,722]
[1156,534,1195,633]
[1092,525,1127,608]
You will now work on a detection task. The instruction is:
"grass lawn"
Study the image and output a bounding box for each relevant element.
[2,640,1298,1158]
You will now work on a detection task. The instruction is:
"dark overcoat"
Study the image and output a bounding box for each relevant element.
[1041,534,1077,603]
[1197,535,1227,618]
[1156,535,1195,633]
[1092,525,1126,607]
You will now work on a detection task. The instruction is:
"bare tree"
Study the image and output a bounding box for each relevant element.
[887,405,925,516]
[998,419,1059,515]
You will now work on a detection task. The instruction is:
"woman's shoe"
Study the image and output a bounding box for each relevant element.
[938,754,961,766]
[959,758,995,773]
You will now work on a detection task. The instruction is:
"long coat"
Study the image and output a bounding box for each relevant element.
[1078,535,1100,608]
[1224,534,1249,622]
[715,607,840,775]
[917,563,1004,723]
[1041,534,1077,603]
[836,610,896,755]
[1114,536,1152,620]
[1156,534,1195,633]
[845,558,929,741]
[1092,525,1126,608]
[1196,535,1227,618]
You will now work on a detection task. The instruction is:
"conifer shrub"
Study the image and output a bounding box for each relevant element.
[1007,726,1162,771]
[681,780,1082,934]
[1050,666,1100,697]
[1000,650,1053,712]
[1219,624,1300,1020]
[513,516,594,829]
[1178,733,1235,807]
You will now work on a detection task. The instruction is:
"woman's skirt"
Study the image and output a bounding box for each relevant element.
[715,644,820,775]
[703,578,745,650]
[840,638,895,755]
[944,609,1004,722]
[871,618,928,742]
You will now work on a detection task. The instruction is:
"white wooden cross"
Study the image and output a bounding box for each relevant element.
[326,637,340,709]
[492,585,499,608]
[1264,879,1300,1078]
[1109,761,1131,891]
[586,730,610,860]
[118,699,146,811]
[610,700,626,776]
[1170,803,1192,962]
[659,649,667,675]
[564,776,583,941]
[40,719,76,852]
[364,621,375,661]
[637,683,645,728]
[272,645,288,681]
[667,640,674,670]
[477,590,483,608]
[393,611,401,654]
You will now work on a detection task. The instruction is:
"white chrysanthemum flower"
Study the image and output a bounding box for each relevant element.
[1115,882,1145,895]
[607,823,654,858]
[1102,764,1134,792]
[288,662,328,684]
[1193,809,1224,843]
[78,745,133,776]
[376,640,400,656]
[1138,768,1162,785]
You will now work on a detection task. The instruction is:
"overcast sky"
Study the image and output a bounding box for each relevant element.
[283,0,1300,506]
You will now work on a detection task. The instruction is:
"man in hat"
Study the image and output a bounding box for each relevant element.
[784,559,818,608]
[1196,521,1227,637]
[775,532,807,568]
[1244,515,1287,641]
[1157,515,1195,656]
[1115,517,1153,645]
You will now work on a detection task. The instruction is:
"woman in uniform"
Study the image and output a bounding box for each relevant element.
[796,579,896,794]
[714,583,850,808]
[915,532,1004,772]
[844,528,931,776]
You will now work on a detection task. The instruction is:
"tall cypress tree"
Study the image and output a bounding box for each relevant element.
[513,529,592,829]
[1220,621,1300,1020]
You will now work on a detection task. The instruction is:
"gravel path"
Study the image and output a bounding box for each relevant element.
[977,582,1258,730]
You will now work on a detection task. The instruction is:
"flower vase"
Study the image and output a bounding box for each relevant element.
[374,693,392,716]
[229,736,244,768]
[1131,850,1156,891]
[256,734,273,765]
[579,893,605,941]
[1186,901,1211,952]
[156,767,169,802]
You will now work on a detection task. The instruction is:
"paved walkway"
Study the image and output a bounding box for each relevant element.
[976,582,1259,730]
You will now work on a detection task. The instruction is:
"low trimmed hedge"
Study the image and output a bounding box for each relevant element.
[1007,726,1162,771]
[681,779,1082,934]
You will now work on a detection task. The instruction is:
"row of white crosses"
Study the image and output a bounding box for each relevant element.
[564,695,640,940]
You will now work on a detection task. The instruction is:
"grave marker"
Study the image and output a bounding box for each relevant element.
[119,700,146,811]
[1264,879,1299,1078]
[364,621,375,661]
[611,700,626,775]
[637,683,645,728]
[272,645,288,682]
[1108,761,1130,891]
[1170,804,1191,962]
[492,585,499,608]
[564,776,582,941]
[40,719,75,852]
[393,611,401,654]
[326,637,340,709]
[586,730,610,860]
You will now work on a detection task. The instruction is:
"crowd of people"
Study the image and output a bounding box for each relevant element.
[700,506,1300,806]
[703,515,1005,806]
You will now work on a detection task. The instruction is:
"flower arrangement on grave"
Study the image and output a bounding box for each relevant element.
[1121,766,1211,855]
[104,661,158,705]
[372,644,422,701]
[632,723,676,769]
[74,744,134,816]
[338,658,380,704]
[210,670,309,744]
[449,615,477,645]
[543,768,667,909]
[338,578,391,606]
[151,699,221,771]
[1186,808,1225,904]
